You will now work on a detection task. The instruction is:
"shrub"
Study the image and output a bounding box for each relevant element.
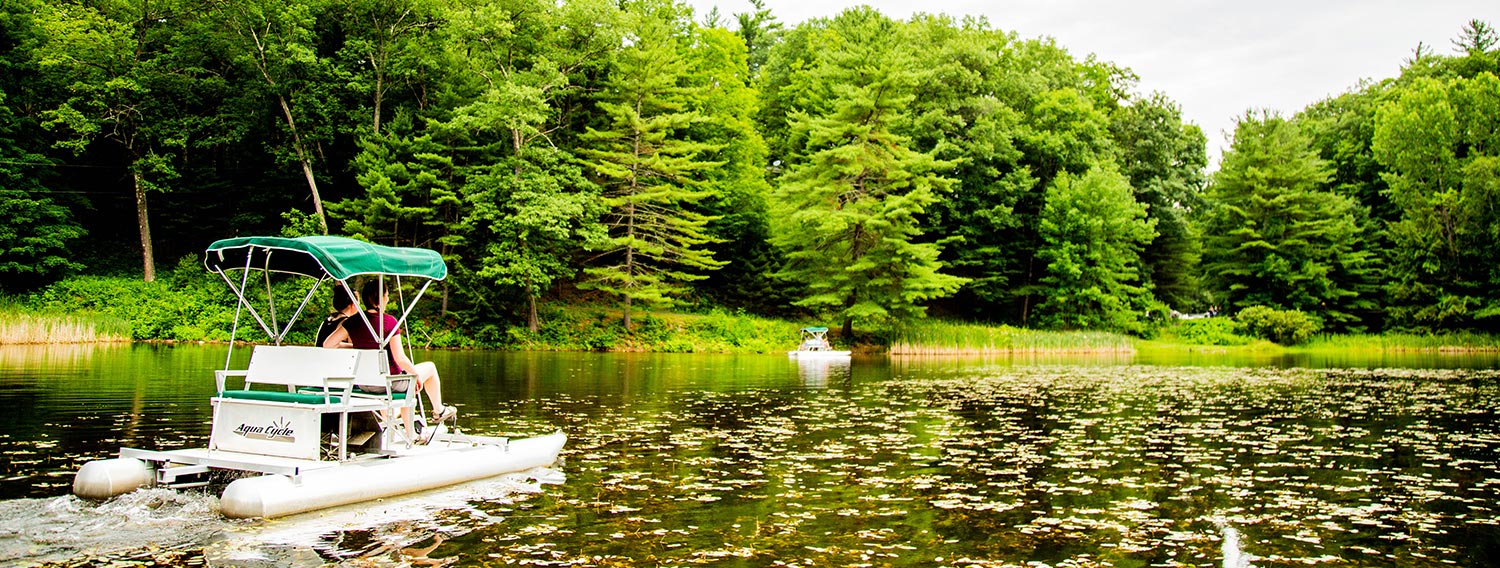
[1235,306,1322,345]
[28,256,278,342]
[1171,317,1252,346]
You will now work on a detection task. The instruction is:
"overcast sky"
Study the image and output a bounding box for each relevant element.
[682,0,1500,165]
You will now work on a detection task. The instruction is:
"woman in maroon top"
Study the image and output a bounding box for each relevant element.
[323,280,457,443]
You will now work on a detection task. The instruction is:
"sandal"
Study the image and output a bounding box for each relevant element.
[433,404,457,425]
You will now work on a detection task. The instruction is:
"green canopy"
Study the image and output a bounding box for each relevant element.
[801,326,829,333]
[204,236,447,281]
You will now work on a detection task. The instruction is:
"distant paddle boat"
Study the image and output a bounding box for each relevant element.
[72,236,565,518]
[787,326,851,358]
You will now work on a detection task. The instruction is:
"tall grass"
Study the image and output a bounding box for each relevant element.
[890,320,1135,354]
[0,306,131,344]
[499,306,801,353]
[1302,331,1500,352]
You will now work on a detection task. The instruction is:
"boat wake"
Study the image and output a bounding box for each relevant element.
[0,488,231,566]
[0,467,564,566]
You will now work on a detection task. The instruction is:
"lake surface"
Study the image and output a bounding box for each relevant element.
[1,344,1498,566]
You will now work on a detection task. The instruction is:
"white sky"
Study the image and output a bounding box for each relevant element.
[684,0,1500,165]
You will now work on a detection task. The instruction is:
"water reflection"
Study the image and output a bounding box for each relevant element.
[1,347,1498,566]
[794,357,850,387]
[0,343,111,369]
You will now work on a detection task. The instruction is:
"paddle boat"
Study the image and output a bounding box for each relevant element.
[72,236,566,518]
[786,326,851,358]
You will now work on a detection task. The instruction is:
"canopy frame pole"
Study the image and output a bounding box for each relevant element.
[387,278,432,361]
[215,250,256,370]
[217,248,279,342]
[273,275,327,344]
[262,250,279,344]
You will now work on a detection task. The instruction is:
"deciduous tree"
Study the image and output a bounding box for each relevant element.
[1035,166,1156,332]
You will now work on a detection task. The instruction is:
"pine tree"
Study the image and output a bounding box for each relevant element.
[577,2,725,331]
[770,8,965,337]
[1202,111,1377,330]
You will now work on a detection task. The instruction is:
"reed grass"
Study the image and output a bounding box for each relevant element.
[0,305,131,344]
[889,320,1135,355]
[1301,331,1500,352]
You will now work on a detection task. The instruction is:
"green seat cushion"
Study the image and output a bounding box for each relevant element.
[297,386,408,400]
[220,390,342,404]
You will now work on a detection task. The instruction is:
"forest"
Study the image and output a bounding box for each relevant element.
[2,0,1499,340]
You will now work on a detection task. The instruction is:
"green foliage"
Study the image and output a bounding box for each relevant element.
[577,0,727,331]
[1235,305,1322,345]
[682,26,783,313]
[1200,112,1378,332]
[769,8,966,336]
[28,257,238,341]
[1167,317,1251,346]
[279,209,325,238]
[1111,93,1208,309]
[1372,73,1500,330]
[0,100,83,288]
[1034,166,1157,333]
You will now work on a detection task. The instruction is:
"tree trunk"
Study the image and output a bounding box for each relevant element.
[623,295,633,332]
[841,316,853,341]
[528,294,539,333]
[277,94,328,234]
[134,171,156,282]
[372,72,384,135]
[1021,256,1034,327]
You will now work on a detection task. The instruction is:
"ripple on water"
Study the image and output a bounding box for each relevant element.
[0,488,230,566]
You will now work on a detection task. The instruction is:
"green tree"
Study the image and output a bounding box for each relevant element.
[218,0,349,234]
[0,1,84,287]
[577,0,725,331]
[1374,73,1500,329]
[437,0,620,328]
[1201,111,1377,330]
[0,89,83,286]
[770,8,965,337]
[33,0,211,281]
[1111,92,1208,310]
[897,19,1123,324]
[732,0,781,75]
[1448,19,1499,78]
[896,15,1028,321]
[335,0,442,135]
[341,130,459,250]
[464,149,604,331]
[1298,82,1395,223]
[1034,166,1156,332]
[680,25,780,312]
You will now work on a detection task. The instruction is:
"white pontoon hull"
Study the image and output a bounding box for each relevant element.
[221,432,565,518]
[74,431,566,519]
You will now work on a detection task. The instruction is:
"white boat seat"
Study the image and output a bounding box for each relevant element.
[211,345,417,461]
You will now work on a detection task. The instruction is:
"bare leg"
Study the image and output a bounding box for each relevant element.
[412,361,444,412]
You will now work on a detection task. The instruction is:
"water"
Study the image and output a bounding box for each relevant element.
[1,344,1498,566]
